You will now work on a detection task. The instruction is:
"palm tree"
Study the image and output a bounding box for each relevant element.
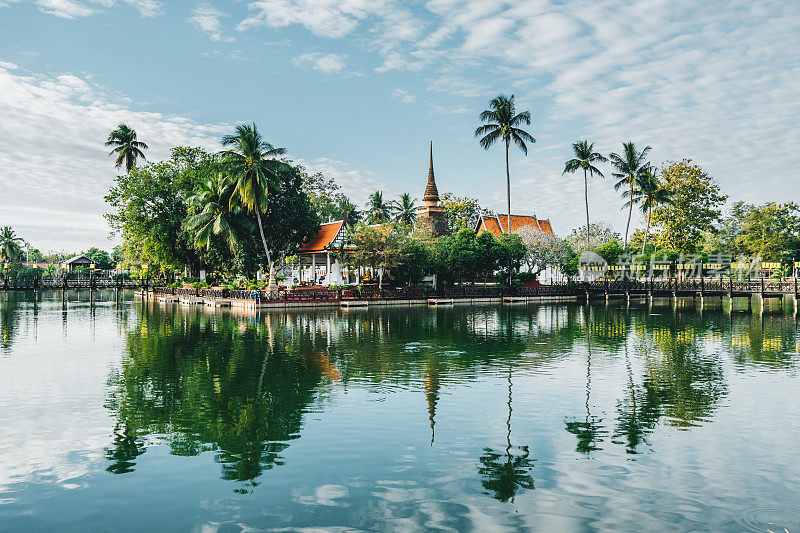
[610,142,651,248]
[0,226,23,263]
[635,165,672,253]
[475,94,535,232]
[219,123,286,292]
[184,174,253,253]
[392,193,417,225]
[105,124,148,173]
[563,141,608,247]
[365,191,392,224]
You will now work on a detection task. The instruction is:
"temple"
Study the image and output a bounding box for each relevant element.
[475,214,553,237]
[415,142,449,237]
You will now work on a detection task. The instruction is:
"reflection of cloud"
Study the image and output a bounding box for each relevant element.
[293,484,350,507]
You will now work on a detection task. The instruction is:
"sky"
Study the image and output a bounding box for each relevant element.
[0,0,798,253]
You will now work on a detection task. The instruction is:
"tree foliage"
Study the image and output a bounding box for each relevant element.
[651,160,727,254]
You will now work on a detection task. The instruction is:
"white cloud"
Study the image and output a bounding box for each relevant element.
[0,63,227,251]
[121,0,161,17]
[238,0,388,38]
[295,157,396,208]
[391,88,415,104]
[292,52,347,73]
[7,0,162,18]
[190,4,233,42]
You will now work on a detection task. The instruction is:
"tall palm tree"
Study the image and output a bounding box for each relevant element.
[105,124,148,173]
[563,140,608,247]
[610,142,651,248]
[475,94,535,232]
[634,165,672,253]
[184,173,253,253]
[365,191,392,224]
[392,193,417,225]
[219,123,285,292]
[0,226,23,263]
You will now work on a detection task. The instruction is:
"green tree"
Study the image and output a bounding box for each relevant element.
[596,239,623,265]
[185,173,252,254]
[440,193,486,232]
[392,193,417,225]
[497,233,526,285]
[610,142,651,248]
[105,147,215,275]
[651,160,727,254]
[300,170,360,224]
[563,140,607,247]
[365,191,392,224]
[0,227,24,263]
[736,202,800,261]
[475,94,535,232]
[220,123,286,292]
[633,166,672,253]
[105,124,148,173]
[85,247,114,269]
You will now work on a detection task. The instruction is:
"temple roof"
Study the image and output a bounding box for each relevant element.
[298,220,345,253]
[475,214,554,237]
[423,142,439,202]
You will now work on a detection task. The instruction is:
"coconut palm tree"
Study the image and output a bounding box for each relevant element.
[184,173,253,253]
[392,193,417,225]
[365,191,392,224]
[219,123,286,292]
[105,124,148,173]
[0,226,23,263]
[634,165,672,253]
[475,94,535,232]
[610,142,651,248]
[563,141,608,247]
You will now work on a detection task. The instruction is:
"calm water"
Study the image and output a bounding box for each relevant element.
[1,291,800,532]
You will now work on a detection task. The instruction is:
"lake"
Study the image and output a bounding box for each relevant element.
[1,291,799,532]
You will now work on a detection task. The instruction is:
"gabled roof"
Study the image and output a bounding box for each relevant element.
[476,214,554,238]
[298,221,345,253]
[60,254,92,265]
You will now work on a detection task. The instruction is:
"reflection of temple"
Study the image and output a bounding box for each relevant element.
[415,143,449,237]
[425,355,441,445]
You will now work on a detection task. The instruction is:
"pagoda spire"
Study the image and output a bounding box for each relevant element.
[423,141,439,203]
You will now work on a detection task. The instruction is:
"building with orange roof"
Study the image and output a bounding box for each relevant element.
[296,220,349,285]
[475,213,554,238]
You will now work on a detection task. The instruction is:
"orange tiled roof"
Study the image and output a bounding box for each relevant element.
[476,214,554,238]
[298,221,344,253]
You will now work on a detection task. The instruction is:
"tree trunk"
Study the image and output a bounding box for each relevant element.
[642,204,652,254]
[255,206,277,294]
[505,139,511,233]
[624,175,634,249]
[584,168,590,247]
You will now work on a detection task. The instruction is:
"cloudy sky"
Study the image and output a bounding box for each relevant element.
[1,0,798,252]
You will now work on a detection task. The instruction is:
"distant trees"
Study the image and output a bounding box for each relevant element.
[440,193,487,232]
[365,191,392,224]
[392,193,417,225]
[475,94,535,233]
[106,124,148,173]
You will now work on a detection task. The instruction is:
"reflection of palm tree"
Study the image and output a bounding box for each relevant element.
[105,425,146,474]
[478,365,534,502]
[565,308,605,453]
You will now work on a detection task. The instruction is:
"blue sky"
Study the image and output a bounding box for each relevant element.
[1,0,798,252]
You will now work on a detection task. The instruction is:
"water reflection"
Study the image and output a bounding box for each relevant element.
[2,294,800,529]
[105,310,325,489]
